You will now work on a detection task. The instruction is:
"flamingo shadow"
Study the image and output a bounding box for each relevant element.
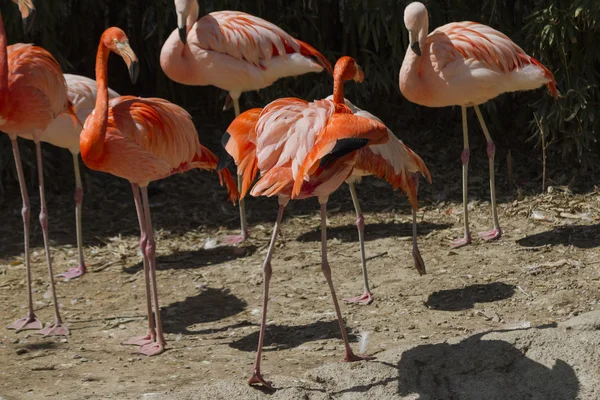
[424,282,516,311]
[516,224,600,249]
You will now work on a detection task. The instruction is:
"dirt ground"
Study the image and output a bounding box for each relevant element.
[0,146,599,399]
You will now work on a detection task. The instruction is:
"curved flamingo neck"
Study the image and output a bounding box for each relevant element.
[0,13,8,105]
[332,72,345,105]
[81,39,111,163]
[187,0,199,34]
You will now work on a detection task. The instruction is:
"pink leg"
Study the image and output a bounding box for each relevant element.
[137,186,165,356]
[410,174,426,275]
[318,199,374,362]
[122,184,155,347]
[6,138,43,332]
[249,200,287,390]
[33,142,69,337]
[475,105,502,241]
[223,175,249,245]
[452,106,472,249]
[343,182,373,305]
[58,154,87,280]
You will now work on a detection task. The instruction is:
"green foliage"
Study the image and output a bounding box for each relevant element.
[0,0,598,198]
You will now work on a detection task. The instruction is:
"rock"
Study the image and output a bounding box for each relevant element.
[559,310,600,331]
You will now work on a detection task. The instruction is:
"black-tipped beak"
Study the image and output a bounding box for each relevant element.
[178,26,187,45]
[129,61,140,84]
[410,41,421,57]
[22,7,35,33]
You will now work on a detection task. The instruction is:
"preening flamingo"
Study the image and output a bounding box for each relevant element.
[328,97,431,305]
[1,1,76,336]
[399,2,558,248]
[19,74,120,280]
[160,0,332,245]
[80,27,238,356]
[223,57,388,389]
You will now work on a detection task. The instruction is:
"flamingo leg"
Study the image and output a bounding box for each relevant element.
[122,183,155,347]
[343,182,373,305]
[451,106,472,248]
[223,92,249,245]
[318,198,373,362]
[34,141,69,337]
[474,105,502,241]
[7,138,43,332]
[411,174,426,275]
[137,186,165,356]
[248,199,287,390]
[57,153,87,280]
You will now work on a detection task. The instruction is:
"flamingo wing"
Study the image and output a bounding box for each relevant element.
[194,11,331,73]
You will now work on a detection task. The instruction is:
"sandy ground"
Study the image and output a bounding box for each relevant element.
[0,154,599,399]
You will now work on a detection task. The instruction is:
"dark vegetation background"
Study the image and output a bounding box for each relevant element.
[0,0,598,201]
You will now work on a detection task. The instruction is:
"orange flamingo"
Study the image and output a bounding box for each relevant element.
[400,2,558,248]
[19,74,120,281]
[1,1,75,336]
[80,27,237,356]
[160,0,332,245]
[224,57,388,389]
[332,97,431,304]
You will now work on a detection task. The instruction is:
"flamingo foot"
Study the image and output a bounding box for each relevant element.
[222,233,247,245]
[450,234,472,249]
[57,265,86,280]
[122,333,154,346]
[7,314,43,332]
[343,350,376,362]
[37,322,70,337]
[248,370,274,390]
[343,291,373,305]
[478,227,502,241]
[138,341,165,356]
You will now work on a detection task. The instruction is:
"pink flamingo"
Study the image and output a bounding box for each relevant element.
[19,74,120,280]
[225,57,388,389]
[331,97,431,305]
[1,2,76,336]
[400,2,558,248]
[160,0,332,245]
[80,27,238,356]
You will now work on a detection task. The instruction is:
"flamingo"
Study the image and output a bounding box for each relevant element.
[160,0,332,245]
[18,74,120,280]
[79,27,238,356]
[1,1,77,336]
[224,57,388,389]
[331,97,431,305]
[399,2,558,248]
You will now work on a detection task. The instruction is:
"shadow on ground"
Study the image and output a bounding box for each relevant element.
[121,246,255,274]
[424,282,516,311]
[228,320,356,353]
[517,224,600,249]
[161,288,247,335]
[296,221,452,243]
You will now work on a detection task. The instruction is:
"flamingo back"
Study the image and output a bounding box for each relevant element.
[3,43,68,134]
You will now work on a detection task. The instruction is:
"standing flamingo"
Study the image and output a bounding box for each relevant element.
[399,2,558,248]
[80,27,237,356]
[1,1,76,336]
[331,97,431,305]
[160,0,332,245]
[225,57,388,389]
[19,74,120,280]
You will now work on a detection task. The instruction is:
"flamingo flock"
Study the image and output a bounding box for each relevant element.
[1,0,558,390]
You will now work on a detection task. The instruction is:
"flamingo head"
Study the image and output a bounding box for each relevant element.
[404,2,428,57]
[334,56,364,84]
[11,0,35,33]
[174,0,198,45]
[102,27,140,84]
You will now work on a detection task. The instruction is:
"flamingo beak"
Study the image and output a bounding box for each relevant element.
[15,0,35,32]
[353,64,364,83]
[117,42,140,84]
[409,30,421,56]
[177,12,188,45]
